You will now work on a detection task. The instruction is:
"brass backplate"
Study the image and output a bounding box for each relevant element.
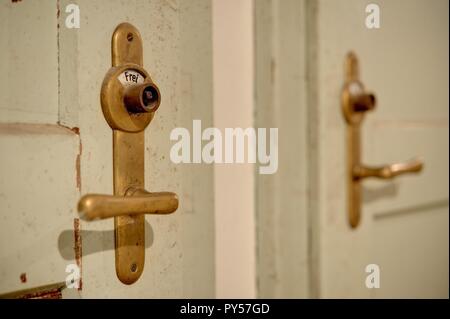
[342,52,365,229]
[114,130,145,284]
[101,23,152,284]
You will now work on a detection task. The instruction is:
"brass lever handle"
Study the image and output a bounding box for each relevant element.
[78,189,178,221]
[353,158,423,180]
[342,52,424,228]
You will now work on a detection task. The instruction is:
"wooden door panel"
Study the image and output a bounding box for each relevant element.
[374,207,449,298]
[0,0,59,124]
[0,124,79,295]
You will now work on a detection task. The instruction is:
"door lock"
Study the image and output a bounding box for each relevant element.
[341,52,424,228]
[77,23,178,284]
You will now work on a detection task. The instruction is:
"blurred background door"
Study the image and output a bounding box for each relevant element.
[0,0,214,298]
[256,0,448,298]
[309,0,448,298]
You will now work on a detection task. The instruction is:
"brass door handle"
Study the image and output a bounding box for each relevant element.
[78,189,178,221]
[342,52,424,228]
[353,158,423,180]
[77,23,179,285]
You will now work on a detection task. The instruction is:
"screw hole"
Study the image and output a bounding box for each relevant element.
[127,33,134,42]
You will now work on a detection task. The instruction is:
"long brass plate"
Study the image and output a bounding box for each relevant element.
[347,124,361,228]
[109,23,149,284]
[342,52,363,228]
[114,130,145,284]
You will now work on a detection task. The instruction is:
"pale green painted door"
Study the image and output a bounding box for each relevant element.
[312,0,448,298]
[254,0,448,299]
[0,0,214,298]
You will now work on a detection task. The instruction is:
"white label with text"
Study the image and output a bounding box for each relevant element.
[118,70,145,87]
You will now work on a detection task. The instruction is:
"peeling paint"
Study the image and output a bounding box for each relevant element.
[76,153,81,191]
[19,288,62,299]
[60,124,80,135]
[56,121,80,135]
[73,218,82,291]
[71,127,80,135]
[76,138,82,191]
[54,123,82,190]
[0,283,65,299]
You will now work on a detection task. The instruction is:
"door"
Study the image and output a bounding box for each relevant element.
[255,0,448,298]
[0,0,214,298]
[312,0,448,298]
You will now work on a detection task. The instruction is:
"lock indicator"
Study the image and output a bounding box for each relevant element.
[118,69,145,86]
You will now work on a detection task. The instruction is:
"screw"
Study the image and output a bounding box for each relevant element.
[130,263,138,273]
[127,33,134,42]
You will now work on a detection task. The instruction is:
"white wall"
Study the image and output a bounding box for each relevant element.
[212,0,256,298]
